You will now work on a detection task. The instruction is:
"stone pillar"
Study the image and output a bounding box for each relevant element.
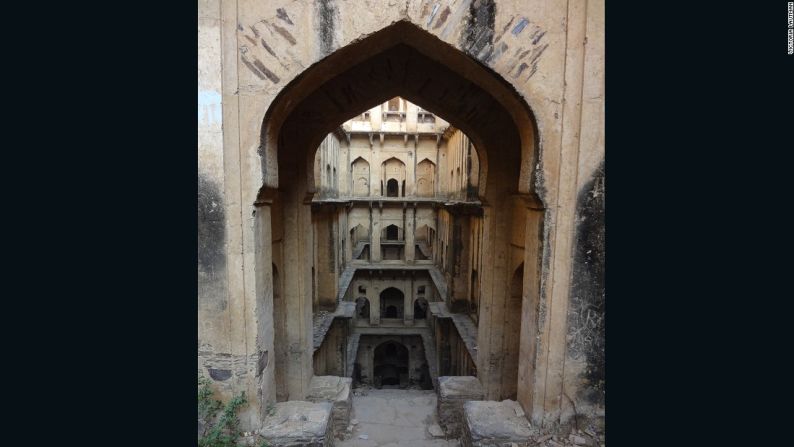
[475,198,513,401]
[405,205,415,263]
[517,201,544,417]
[404,274,414,326]
[406,148,416,197]
[367,281,379,325]
[406,102,417,133]
[370,204,382,262]
[437,376,484,438]
[280,161,314,400]
[253,201,277,413]
[343,209,352,265]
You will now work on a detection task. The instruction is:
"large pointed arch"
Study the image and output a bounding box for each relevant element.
[257,20,542,202]
[254,19,547,412]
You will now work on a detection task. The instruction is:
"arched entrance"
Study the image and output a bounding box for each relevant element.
[373,341,409,388]
[385,224,399,241]
[380,287,404,319]
[386,178,399,197]
[256,20,545,414]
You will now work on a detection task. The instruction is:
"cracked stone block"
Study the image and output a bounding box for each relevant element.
[305,376,352,439]
[259,401,334,447]
[437,376,485,437]
[461,400,533,447]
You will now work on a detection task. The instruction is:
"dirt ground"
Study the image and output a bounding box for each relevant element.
[337,389,459,447]
[334,387,605,447]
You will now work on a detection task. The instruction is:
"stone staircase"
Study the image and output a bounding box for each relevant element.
[345,333,361,377]
[337,265,356,303]
[427,266,448,300]
[351,241,368,260]
[420,331,440,387]
[416,240,432,258]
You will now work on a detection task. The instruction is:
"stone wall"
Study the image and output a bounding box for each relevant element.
[437,376,484,437]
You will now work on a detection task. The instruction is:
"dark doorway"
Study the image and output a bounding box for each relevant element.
[386,178,399,197]
[356,297,370,319]
[380,287,404,318]
[373,341,409,388]
[414,298,428,319]
[386,224,399,240]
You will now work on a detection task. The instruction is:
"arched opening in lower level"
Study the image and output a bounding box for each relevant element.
[373,341,409,388]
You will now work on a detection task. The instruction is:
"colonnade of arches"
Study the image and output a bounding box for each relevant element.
[354,289,428,322]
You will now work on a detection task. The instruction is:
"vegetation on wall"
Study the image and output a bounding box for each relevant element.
[198,375,270,447]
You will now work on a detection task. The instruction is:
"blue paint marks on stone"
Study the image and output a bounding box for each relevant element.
[512,17,529,35]
[428,3,440,27]
[198,90,222,125]
[208,368,232,381]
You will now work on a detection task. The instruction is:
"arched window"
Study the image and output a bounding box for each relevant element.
[380,287,404,319]
[387,178,399,197]
[385,224,399,241]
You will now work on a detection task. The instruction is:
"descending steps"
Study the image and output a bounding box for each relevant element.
[415,241,432,258]
[351,241,368,260]
[420,331,439,386]
[337,266,356,303]
[345,333,361,377]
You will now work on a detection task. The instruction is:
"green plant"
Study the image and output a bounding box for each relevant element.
[198,375,248,447]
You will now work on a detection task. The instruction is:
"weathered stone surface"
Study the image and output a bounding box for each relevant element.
[461,400,533,447]
[437,376,485,437]
[259,401,334,447]
[306,376,352,439]
[428,424,445,438]
[337,389,458,447]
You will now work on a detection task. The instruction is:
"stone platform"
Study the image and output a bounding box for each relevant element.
[461,400,533,447]
[259,401,334,447]
[436,376,484,437]
[305,376,352,439]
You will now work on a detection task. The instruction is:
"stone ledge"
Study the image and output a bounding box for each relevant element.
[437,376,485,438]
[461,400,533,447]
[305,376,352,439]
[259,401,334,447]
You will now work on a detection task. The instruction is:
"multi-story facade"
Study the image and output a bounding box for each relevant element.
[307,98,482,392]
